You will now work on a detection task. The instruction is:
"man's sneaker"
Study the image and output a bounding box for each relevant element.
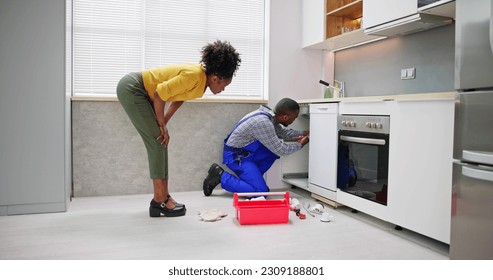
[203,163,224,196]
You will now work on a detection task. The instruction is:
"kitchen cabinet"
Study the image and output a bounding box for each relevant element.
[326,0,364,39]
[333,93,455,244]
[387,98,454,244]
[286,94,455,243]
[363,0,454,37]
[302,0,454,50]
[302,0,383,50]
[363,0,417,29]
[308,103,339,201]
[302,0,326,48]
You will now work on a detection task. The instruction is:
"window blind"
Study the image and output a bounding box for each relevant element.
[72,0,265,99]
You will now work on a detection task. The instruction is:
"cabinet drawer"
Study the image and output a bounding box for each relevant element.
[309,103,338,114]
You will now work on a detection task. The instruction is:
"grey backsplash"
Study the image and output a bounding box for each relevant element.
[72,101,260,197]
[335,24,455,97]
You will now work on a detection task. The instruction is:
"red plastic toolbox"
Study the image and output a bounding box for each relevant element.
[233,192,290,225]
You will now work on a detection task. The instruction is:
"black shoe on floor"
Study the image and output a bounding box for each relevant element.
[167,194,185,209]
[149,198,186,217]
[203,163,224,196]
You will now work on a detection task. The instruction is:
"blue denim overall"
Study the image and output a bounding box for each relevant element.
[221,112,280,193]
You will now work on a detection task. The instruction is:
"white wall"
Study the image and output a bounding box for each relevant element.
[265,0,323,189]
[267,0,324,106]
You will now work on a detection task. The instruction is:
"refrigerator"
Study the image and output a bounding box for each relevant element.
[450,0,493,259]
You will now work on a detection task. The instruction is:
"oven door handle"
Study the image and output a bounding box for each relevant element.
[340,135,386,146]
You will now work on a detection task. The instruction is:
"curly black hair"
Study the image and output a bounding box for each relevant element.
[200,40,241,79]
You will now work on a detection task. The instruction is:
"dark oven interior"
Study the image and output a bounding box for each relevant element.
[337,129,389,205]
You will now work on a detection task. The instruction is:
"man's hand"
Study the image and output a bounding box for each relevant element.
[298,135,309,146]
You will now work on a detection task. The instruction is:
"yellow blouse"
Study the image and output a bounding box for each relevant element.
[141,64,207,101]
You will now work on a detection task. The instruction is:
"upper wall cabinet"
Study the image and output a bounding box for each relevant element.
[302,0,383,50]
[302,0,326,48]
[363,0,455,37]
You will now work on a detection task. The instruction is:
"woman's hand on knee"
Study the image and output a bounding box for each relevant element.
[157,125,170,146]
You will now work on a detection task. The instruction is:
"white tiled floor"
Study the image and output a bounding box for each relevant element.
[0,188,449,260]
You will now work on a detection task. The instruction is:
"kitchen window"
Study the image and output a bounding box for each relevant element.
[71,0,265,100]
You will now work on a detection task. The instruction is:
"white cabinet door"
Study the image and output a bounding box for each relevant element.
[308,103,338,200]
[302,0,325,48]
[363,0,417,29]
[387,99,454,244]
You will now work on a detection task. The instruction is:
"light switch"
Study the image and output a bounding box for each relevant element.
[401,68,416,80]
[401,69,407,79]
[407,68,415,79]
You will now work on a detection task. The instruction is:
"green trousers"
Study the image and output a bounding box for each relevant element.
[116,72,168,179]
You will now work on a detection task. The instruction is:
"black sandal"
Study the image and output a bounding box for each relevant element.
[167,194,185,208]
[149,198,186,217]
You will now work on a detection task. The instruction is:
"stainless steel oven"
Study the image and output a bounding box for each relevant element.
[337,115,390,205]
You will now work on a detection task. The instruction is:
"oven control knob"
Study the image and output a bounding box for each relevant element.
[377,123,383,129]
[371,122,377,128]
[366,122,371,128]
[341,121,346,126]
[350,121,356,127]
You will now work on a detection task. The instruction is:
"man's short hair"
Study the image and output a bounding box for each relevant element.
[274,98,300,115]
